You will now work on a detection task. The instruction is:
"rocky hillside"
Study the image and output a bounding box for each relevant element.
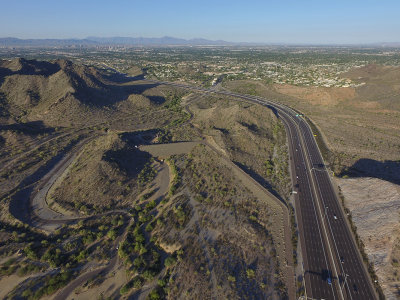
[0,58,157,127]
[50,133,154,213]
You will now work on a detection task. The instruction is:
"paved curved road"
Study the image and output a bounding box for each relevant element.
[145,79,377,300]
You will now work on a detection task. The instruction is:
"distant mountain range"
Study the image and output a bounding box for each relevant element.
[0,36,235,47]
[1,37,399,47]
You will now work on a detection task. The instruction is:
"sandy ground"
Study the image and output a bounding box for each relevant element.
[337,177,400,300]
[65,261,127,300]
[148,162,170,202]
[0,274,31,299]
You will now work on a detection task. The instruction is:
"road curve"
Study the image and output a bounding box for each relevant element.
[29,143,170,298]
[145,79,377,300]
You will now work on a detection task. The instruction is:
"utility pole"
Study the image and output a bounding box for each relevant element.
[302,261,308,300]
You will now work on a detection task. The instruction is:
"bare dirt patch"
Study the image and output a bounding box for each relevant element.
[338,177,400,300]
[0,274,31,299]
[68,261,127,300]
[274,84,356,106]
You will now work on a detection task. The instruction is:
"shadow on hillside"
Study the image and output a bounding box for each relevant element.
[0,67,12,86]
[339,158,400,185]
[102,146,153,177]
[0,58,58,92]
[0,58,60,79]
[233,161,287,206]
[120,129,160,145]
[103,71,145,83]
[68,70,160,107]
[72,81,161,108]
[18,59,61,76]
[0,120,55,135]
[146,95,165,104]
[123,82,160,95]
[1,58,163,108]
[100,70,159,99]
[268,105,279,118]
[213,126,229,135]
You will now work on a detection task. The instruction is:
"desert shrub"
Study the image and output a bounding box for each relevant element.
[164,256,176,268]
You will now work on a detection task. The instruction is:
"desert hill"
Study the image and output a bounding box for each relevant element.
[49,133,154,213]
[341,64,400,111]
[0,58,160,127]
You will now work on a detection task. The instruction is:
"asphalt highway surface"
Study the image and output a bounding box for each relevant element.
[146,79,377,300]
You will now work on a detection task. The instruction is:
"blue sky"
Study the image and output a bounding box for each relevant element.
[1,0,399,43]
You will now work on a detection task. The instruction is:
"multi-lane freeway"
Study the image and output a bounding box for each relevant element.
[146,79,377,300]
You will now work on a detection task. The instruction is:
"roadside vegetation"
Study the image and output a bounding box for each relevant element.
[191,94,291,201]
[0,214,127,299]
[153,147,286,299]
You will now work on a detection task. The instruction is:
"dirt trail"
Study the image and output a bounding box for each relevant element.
[148,162,170,202]
[0,274,31,299]
[54,218,134,300]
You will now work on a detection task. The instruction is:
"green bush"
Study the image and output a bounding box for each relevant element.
[147,289,161,300]
[145,223,154,232]
[246,268,255,279]
[120,282,132,295]
[24,244,39,260]
[164,256,176,268]
[133,277,144,289]
[142,270,155,281]
[107,229,117,240]
[33,271,73,298]
[76,250,88,262]
[167,158,181,196]
[133,256,145,268]
[146,199,157,210]
[138,163,157,186]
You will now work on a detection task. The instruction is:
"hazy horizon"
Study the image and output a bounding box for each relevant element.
[1,0,400,44]
[1,36,400,46]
